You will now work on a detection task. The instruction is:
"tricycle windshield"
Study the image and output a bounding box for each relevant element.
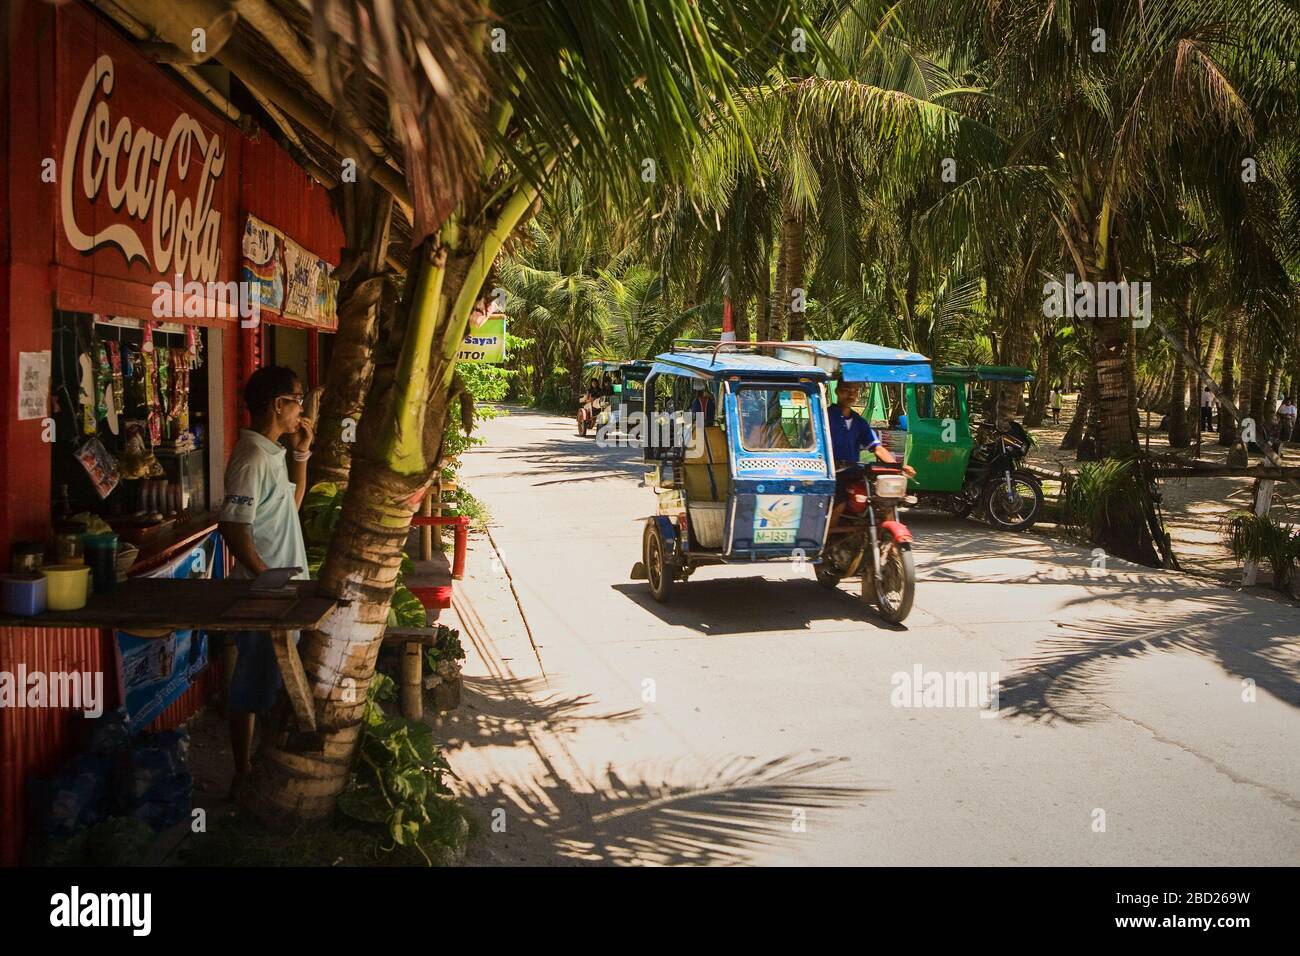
[736,386,816,452]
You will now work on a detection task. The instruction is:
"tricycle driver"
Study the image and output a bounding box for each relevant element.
[829,382,914,525]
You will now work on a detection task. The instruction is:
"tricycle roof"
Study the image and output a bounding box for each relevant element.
[937,364,1035,383]
[776,339,933,384]
[652,345,829,381]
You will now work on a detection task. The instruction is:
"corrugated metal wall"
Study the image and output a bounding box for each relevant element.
[0,626,112,866]
[0,627,220,865]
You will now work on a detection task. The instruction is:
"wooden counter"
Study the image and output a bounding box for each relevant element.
[0,579,340,732]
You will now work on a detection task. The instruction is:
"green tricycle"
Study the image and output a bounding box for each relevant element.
[847,364,1044,531]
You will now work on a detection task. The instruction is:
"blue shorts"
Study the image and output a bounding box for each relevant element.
[229,630,291,714]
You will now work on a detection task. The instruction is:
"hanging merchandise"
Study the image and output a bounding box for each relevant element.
[94,339,120,435]
[107,341,125,415]
[186,326,204,368]
[77,351,96,435]
[170,347,190,430]
[124,344,144,410]
[120,421,164,479]
[157,348,171,421]
[140,323,162,446]
[94,341,110,421]
[105,342,123,436]
[74,436,121,499]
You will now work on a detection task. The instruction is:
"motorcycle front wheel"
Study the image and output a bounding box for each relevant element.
[867,542,915,623]
[983,471,1044,531]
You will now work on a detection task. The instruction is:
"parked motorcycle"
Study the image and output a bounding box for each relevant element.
[936,419,1044,531]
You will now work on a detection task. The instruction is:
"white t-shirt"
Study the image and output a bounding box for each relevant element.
[1281,403,1297,420]
[1201,390,1214,408]
[219,429,309,580]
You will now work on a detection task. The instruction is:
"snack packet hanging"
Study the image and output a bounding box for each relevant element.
[107,340,125,413]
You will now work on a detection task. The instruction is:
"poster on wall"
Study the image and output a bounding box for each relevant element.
[114,532,218,734]
[17,350,51,420]
[241,215,284,313]
[282,236,339,328]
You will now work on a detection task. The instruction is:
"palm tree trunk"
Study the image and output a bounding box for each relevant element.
[245,244,472,822]
[780,203,805,340]
[1024,324,1051,427]
[309,282,385,486]
[310,187,394,487]
[772,229,787,342]
[734,294,750,342]
[1061,386,1091,450]
[246,174,541,822]
[756,250,771,341]
[1167,304,1190,447]
[1218,312,1241,445]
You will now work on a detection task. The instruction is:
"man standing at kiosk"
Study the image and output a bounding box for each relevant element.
[218,366,316,795]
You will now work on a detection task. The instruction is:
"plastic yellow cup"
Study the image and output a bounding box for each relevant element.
[42,564,91,611]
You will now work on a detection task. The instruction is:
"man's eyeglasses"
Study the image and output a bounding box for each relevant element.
[279,394,305,406]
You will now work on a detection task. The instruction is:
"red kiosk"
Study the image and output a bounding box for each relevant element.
[0,1,343,864]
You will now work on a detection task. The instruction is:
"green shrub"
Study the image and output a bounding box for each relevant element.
[1226,511,1300,590]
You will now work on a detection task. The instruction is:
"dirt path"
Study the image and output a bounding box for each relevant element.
[1027,394,1300,589]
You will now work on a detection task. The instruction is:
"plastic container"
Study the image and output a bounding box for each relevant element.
[42,564,91,611]
[11,542,44,574]
[115,542,140,581]
[2,574,47,617]
[84,533,120,594]
[54,523,87,565]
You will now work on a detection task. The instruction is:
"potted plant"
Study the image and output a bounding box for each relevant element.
[423,625,466,711]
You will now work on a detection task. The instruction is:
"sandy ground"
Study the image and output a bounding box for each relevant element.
[1027,394,1299,587]
[443,406,1300,866]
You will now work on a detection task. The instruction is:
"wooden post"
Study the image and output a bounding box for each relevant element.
[269,630,316,731]
[433,475,444,549]
[400,641,423,720]
[419,488,433,561]
[1243,479,1276,587]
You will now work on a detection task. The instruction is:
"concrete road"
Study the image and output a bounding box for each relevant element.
[441,407,1300,866]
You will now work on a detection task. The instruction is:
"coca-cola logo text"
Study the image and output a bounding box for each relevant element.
[61,54,225,282]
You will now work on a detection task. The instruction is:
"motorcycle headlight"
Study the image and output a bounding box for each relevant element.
[874,474,909,499]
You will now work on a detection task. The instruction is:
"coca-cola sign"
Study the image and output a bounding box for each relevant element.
[61,53,226,283]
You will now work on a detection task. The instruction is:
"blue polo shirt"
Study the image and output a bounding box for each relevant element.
[829,408,882,465]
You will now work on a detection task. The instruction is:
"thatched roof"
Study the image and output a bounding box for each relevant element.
[93,0,489,272]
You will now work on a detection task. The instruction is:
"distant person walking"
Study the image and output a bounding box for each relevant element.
[1279,396,1297,444]
[1049,387,1062,424]
[1200,385,1215,431]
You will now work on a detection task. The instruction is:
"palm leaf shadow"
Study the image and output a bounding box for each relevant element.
[457,752,873,866]
[997,595,1300,723]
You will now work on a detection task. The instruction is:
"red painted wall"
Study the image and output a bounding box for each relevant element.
[0,626,115,866]
[240,132,344,269]
[0,1,343,867]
